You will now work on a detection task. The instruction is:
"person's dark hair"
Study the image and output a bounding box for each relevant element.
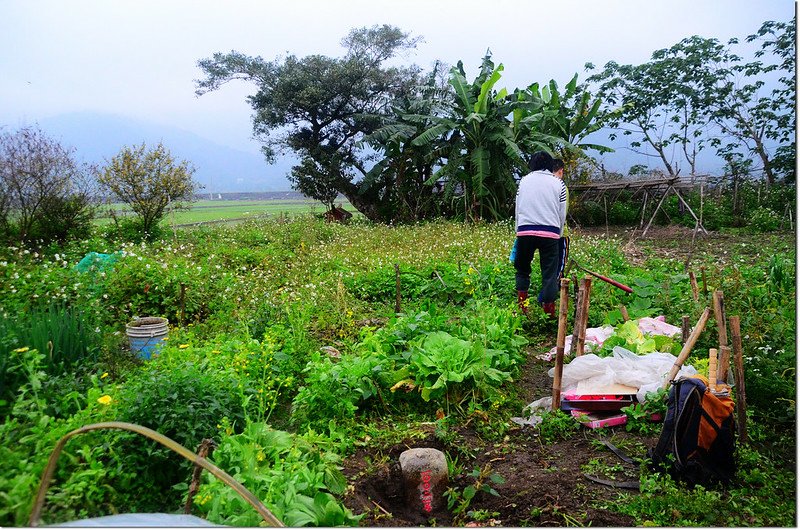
[528,151,554,172]
[551,158,565,173]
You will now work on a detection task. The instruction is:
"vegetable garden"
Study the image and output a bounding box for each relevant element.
[0,217,795,526]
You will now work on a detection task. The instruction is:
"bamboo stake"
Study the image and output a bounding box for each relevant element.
[681,315,690,344]
[689,272,699,301]
[708,348,718,392]
[570,281,586,357]
[730,316,748,444]
[576,277,593,357]
[712,290,729,350]
[179,283,187,325]
[551,278,571,411]
[619,304,630,322]
[718,345,732,386]
[571,272,579,313]
[700,266,708,297]
[663,307,711,389]
[394,264,401,314]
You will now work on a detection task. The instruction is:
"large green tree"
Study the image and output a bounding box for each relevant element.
[587,18,795,183]
[586,37,716,177]
[195,25,422,221]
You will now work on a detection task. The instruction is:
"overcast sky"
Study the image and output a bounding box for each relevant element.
[0,0,795,171]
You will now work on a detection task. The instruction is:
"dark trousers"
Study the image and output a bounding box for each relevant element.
[514,236,561,304]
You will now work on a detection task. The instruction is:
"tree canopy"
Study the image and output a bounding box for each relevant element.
[587,17,795,183]
[97,142,199,238]
[196,25,423,219]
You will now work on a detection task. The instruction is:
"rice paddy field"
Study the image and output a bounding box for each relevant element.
[96,196,354,225]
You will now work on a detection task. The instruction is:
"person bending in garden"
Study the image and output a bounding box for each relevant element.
[514,151,567,318]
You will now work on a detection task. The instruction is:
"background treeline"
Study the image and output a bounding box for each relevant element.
[0,19,795,247]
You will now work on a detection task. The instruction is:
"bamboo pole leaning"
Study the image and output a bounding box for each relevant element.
[663,307,711,389]
[551,278,571,411]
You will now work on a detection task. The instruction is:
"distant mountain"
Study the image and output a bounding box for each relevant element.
[36,112,293,192]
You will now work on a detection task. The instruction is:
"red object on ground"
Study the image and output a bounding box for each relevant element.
[570,410,628,429]
[571,262,633,293]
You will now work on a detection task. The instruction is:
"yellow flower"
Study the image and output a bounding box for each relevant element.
[256,451,266,462]
[97,395,113,405]
[13,347,29,353]
[101,372,109,379]
[211,350,221,354]
[179,344,189,349]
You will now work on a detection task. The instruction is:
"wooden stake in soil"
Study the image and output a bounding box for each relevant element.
[394,264,401,314]
[570,281,586,357]
[184,438,216,514]
[575,277,593,357]
[571,272,579,315]
[708,348,718,393]
[712,290,729,350]
[179,283,187,325]
[663,307,711,389]
[730,316,748,444]
[681,315,691,344]
[718,345,732,386]
[619,304,630,322]
[551,278,571,411]
[700,266,708,297]
[689,272,699,301]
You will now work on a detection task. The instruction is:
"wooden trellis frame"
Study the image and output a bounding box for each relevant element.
[568,177,708,236]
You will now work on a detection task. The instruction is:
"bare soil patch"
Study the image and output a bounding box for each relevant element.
[341,348,655,527]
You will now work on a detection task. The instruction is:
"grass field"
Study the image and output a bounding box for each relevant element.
[96,198,355,225]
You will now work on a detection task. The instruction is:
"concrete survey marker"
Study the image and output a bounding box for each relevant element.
[399,448,448,513]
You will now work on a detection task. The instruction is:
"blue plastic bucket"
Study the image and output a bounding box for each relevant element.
[126,317,169,360]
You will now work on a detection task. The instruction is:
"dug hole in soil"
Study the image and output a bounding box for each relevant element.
[341,348,654,527]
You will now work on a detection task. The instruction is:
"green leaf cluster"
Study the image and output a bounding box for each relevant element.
[194,422,360,527]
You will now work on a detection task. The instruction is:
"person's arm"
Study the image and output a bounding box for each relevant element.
[559,181,567,234]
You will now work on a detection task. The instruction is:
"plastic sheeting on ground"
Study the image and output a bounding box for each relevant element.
[53,513,223,527]
[547,346,697,403]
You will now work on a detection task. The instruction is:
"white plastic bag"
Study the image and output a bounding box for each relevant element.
[548,346,697,402]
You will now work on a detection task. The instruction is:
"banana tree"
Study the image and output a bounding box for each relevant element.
[360,64,453,221]
[515,74,616,166]
[412,54,526,221]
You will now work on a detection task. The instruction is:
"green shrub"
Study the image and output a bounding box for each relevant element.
[101,216,166,243]
[113,362,248,512]
[748,207,781,232]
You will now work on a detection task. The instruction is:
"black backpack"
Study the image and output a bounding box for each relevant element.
[648,376,736,487]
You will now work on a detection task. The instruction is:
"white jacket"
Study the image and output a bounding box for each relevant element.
[515,170,567,238]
